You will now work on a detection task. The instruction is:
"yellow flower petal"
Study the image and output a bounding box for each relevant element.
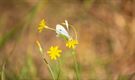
[38,19,48,32]
[66,39,78,49]
[47,46,62,60]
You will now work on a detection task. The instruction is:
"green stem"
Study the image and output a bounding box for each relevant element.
[36,41,55,80]
[42,57,55,80]
[1,62,5,80]
[72,49,80,80]
[45,59,55,80]
[56,59,61,80]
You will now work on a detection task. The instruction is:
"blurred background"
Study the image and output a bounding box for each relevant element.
[0,0,135,80]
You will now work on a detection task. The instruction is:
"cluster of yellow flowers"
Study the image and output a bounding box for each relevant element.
[37,19,78,60]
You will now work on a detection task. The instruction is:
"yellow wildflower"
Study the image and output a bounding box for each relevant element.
[66,39,78,49]
[38,19,48,32]
[47,46,62,60]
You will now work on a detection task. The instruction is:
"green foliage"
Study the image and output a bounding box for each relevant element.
[0,26,22,49]
[118,75,130,80]
[20,55,37,80]
[0,63,5,80]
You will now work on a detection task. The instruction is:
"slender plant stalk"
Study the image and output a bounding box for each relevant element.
[1,63,5,80]
[72,49,80,80]
[45,26,56,31]
[36,41,55,80]
[43,58,55,80]
[56,59,61,80]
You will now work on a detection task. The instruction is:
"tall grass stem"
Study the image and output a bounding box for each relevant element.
[72,49,80,80]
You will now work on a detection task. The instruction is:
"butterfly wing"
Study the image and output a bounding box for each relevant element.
[56,24,70,40]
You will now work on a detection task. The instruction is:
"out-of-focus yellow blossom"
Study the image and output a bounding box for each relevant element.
[66,39,78,49]
[47,46,62,60]
[36,40,43,53]
[38,19,48,32]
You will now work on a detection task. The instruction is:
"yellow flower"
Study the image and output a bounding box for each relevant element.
[47,46,62,60]
[66,39,78,49]
[38,19,48,32]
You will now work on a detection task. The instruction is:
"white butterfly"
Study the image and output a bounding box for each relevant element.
[56,24,71,40]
